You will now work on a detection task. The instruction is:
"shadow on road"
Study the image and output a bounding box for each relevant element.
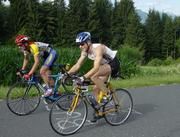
[128,103,158,123]
[75,103,158,135]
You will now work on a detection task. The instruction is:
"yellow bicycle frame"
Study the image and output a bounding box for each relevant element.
[68,87,81,113]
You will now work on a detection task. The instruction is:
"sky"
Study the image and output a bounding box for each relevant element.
[3,0,180,16]
[132,0,180,16]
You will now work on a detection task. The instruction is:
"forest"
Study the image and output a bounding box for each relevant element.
[0,0,180,61]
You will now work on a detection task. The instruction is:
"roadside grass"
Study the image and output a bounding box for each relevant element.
[112,74,180,89]
[0,64,180,100]
[0,86,8,100]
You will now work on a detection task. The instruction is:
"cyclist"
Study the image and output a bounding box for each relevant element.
[68,32,120,122]
[15,34,57,97]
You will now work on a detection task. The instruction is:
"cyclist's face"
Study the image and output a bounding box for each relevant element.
[79,42,88,51]
[18,42,29,51]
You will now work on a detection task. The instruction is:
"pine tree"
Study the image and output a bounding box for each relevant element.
[0,2,10,42]
[124,13,145,49]
[37,1,57,42]
[65,0,91,46]
[111,0,135,48]
[25,0,39,40]
[88,0,112,45]
[9,0,29,34]
[162,16,175,59]
[144,10,162,62]
[54,0,67,46]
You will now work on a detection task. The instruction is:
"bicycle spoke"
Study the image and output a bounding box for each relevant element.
[104,88,133,125]
[7,82,41,116]
[49,94,87,135]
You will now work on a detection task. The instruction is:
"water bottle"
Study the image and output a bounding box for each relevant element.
[98,91,108,104]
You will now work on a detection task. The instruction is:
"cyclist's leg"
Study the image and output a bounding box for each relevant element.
[40,66,51,86]
[41,50,57,85]
[90,64,111,122]
[92,76,109,100]
[40,50,57,96]
[91,64,111,98]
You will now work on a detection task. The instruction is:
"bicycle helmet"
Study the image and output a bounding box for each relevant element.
[15,34,29,46]
[76,32,91,44]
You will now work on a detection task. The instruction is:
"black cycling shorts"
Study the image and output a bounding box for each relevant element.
[108,57,120,77]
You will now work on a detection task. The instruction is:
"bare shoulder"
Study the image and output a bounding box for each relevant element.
[93,44,105,56]
[94,44,105,53]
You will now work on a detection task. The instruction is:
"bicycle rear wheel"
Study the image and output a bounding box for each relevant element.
[49,94,88,135]
[104,88,133,126]
[6,81,41,116]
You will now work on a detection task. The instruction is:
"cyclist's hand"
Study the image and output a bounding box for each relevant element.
[76,76,85,85]
[23,74,31,80]
[16,69,27,76]
[16,71,22,76]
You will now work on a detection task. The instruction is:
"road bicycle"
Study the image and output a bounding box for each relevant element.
[49,75,133,135]
[6,64,73,116]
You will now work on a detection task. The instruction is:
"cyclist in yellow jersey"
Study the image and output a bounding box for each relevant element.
[15,34,57,97]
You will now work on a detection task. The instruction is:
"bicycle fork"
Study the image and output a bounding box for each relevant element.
[67,90,81,114]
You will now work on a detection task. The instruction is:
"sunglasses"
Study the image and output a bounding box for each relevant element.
[78,42,86,46]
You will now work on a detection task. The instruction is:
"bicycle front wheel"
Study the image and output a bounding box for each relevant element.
[55,93,75,111]
[6,81,41,116]
[104,88,133,126]
[49,94,88,135]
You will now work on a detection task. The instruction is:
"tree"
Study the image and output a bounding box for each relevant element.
[54,0,67,46]
[23,0,40,40]
[88,0,112,45]
[175,39,180,57]
[111,0,135,48]
[0,2,10,42]
[65,0,91,46]
[124,13,145,49]
[161,16,175,59]
[9,0,29,34]
[144,10,162,62]
[37,1,57,42]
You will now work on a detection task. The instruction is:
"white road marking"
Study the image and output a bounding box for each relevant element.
[132,109,143,115]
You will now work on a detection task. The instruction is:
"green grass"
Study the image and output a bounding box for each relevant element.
[0,86,8,100]
[112,74,180,89]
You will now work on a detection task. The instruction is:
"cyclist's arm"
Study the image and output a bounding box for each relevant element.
[84,46,103,78]
[68,51,86,75]
[28,54,40,75]
[22,52,29,70]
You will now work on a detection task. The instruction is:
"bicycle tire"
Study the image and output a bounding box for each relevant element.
[6,81,41,116]
[55,93,75,111]
[61,75,75,93]
[49,94,88,135]
[104,88,133,126]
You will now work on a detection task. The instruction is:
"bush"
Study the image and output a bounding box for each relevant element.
[0,45,93,85]
[0,44,144,85]
[117,45,142,78]
[147,58,162,66]
[0,46,24,85]
[162,56,174,66]
[55,47,92,74]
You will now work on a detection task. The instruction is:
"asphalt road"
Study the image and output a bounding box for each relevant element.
[1,84,180,137]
